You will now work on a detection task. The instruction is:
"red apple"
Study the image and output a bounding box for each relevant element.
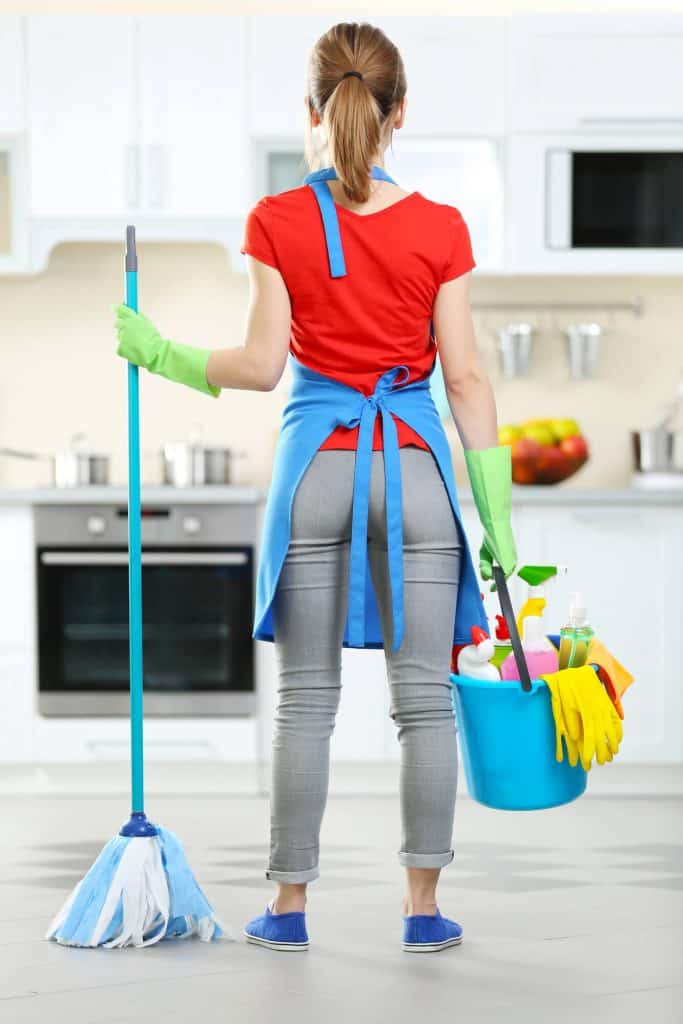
[560,434,589,468]
[511,437,542,484]
[535,445,572,484]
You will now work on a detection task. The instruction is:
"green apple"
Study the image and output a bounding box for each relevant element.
[498,424,523,446]
[550,418,581,442]
[521,424,556,447]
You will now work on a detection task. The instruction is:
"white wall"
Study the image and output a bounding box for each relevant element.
[1,240,680,490]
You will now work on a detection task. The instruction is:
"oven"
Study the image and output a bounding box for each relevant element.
[35,502,257,716]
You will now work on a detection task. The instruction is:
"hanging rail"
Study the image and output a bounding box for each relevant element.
[471,297,643,318]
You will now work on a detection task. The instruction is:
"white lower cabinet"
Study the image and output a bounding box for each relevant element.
[512,503,683,763]
[0,652,34,760]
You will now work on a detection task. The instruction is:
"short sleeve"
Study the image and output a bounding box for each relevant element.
[440,208,476,284]
[240,200,280,270]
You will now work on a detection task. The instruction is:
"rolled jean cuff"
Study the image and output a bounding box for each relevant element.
[265,865,320,884]
[398,849,454,869]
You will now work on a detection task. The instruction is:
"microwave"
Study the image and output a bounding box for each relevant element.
[508,133,683,273]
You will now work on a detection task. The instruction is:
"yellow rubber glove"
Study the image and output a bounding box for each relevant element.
[544,674,581,767]
[541,666,623,771]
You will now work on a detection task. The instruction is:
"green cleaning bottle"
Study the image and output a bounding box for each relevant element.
[558,592,595,669]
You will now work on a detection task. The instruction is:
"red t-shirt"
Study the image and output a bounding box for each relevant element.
[240,185,475,451]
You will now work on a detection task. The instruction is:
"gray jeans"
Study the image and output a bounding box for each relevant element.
[268,446,463,884]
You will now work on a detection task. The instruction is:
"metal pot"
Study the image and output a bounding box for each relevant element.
[631,429,683,474]
[496,323,535,378]
[0,433,110,487]
[161,442,245,487]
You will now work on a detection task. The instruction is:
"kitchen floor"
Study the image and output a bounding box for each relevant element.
[2,778,682,1024]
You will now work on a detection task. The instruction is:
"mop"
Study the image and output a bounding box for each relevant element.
[46,227,226,947]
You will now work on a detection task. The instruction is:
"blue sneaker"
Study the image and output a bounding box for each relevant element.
[402,907,463,952]
[243,903,309,951]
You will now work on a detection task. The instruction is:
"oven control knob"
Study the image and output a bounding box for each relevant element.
[182,515,201,535]
[86,514,107,536]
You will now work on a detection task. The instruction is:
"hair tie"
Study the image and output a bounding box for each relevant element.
[341,70,363,81]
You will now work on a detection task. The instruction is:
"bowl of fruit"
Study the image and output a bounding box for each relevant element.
[499,418,589,485]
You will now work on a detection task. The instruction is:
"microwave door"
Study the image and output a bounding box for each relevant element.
[571,151,683,248]
[546,149,572,250]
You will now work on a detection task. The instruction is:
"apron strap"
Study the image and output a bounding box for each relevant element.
[303,165,399,279]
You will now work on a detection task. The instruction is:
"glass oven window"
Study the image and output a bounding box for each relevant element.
[572,151,683,248]
[38,547,254,695]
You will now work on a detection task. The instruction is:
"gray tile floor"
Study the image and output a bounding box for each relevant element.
[2,781,682,1023]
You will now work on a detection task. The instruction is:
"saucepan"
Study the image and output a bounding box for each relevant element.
[161,426,246,487]
[0,433,111,487]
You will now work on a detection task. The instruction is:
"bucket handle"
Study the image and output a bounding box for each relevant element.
[492,565,533,694]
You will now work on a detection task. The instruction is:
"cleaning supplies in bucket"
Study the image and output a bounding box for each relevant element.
[558,592,595,669]
[456,627,500,680]
[516,564,567,635]
[451,566,587,810]
[540,665,623,769]
[585,637,634,719]
[500,615,559,680]
[490,614,511,670]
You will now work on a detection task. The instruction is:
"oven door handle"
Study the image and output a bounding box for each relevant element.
[40,552,249,566]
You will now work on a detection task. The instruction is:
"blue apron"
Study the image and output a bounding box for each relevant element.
[253,165,487,652]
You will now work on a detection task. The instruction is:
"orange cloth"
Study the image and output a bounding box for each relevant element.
[586,638,634,720]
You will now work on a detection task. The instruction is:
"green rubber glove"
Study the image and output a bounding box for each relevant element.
[113,304,220,398]
[464,445,517,580]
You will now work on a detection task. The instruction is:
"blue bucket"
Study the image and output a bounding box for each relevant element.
[450,672,587,811]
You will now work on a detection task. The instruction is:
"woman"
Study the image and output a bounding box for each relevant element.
[114,21,517,954]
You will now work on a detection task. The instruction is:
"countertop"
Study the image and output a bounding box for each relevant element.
[0,483,682,505]
[0,484,267,505]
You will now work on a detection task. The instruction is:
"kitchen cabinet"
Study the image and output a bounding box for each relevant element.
[248,16,504,139]
[0,16,25,133]
[27,15,249,219]
[510,502,683,764]
[27,16,137,217]
[247,15,339,137]
[138,16,248,215]
[379,17,505,136]
[506,14,683,133]
[0,18,29,271]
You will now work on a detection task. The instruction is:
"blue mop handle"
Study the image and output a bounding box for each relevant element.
[124,226,145,814]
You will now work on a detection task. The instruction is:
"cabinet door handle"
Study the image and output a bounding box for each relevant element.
[146,144,166,209]
[577,116,683,125]
[124,144,140,208]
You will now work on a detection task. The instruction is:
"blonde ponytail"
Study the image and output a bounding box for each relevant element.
[306,22,407,205]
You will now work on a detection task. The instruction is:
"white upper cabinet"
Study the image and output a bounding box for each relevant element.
[379,17,505,136]
[0,17,28,271]
[247,16,505,138]
[27,16,137,217]
[27,15,248,219]
[138,16,248,215]
[247,15,336,137]
[0,17,25,132]
[507,14,683,133]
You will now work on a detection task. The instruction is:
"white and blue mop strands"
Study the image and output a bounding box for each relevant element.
[46,819,225,947]
[46,226,227,949]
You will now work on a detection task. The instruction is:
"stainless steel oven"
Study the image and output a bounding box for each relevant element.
[35,502,258,716]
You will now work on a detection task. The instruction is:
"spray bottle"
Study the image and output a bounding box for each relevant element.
[516,564,567,636]
[558,593,595,669]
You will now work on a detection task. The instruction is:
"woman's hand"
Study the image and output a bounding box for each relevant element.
[113,304,164,368]
[112,303,220,398]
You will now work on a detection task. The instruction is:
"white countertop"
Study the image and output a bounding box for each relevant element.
[0,484,267,505]
[0,483,682,505]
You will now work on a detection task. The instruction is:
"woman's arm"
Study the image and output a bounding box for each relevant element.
[433,270,517,579]
[432,271,498,451]
[206,256,292,392]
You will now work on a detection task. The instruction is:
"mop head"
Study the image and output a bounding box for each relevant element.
[46,825,227,948]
